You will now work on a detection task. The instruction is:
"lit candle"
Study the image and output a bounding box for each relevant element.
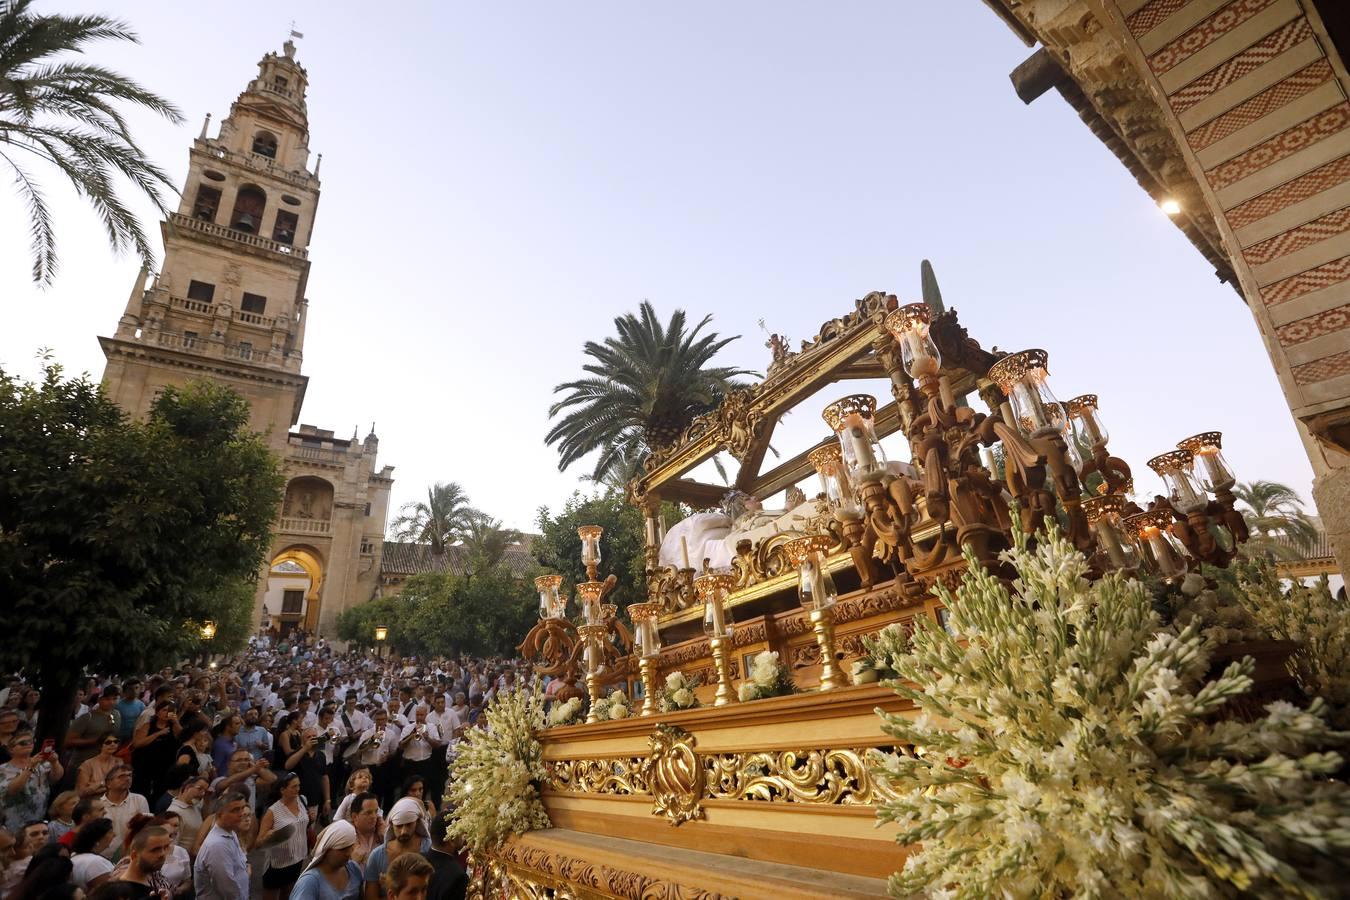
[980,446,997,478]
[704,599,726,637]
[843,412,878,474]
[1096,518,1128,569]
[904,331,939,378]
[1194,447,1227,488]
[939,376,956,409]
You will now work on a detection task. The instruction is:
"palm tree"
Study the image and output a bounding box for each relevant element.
[459,512,522,578]
[1233,480,1320,561]
[547,301,755,484]
[389,482,473,554]
[1,0,183,284]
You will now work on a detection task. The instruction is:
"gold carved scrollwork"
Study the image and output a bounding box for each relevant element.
[640,724,704,825]
[479,842,733,900]
[705,748,902,806]
[546,757,649,795]
[544,745,904,809]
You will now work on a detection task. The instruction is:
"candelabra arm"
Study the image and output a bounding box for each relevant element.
[708,635,736,707]
[810,608,841,691]
[639,656,659,717]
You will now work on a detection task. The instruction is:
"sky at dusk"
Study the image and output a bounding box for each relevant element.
[0,1,1317,533]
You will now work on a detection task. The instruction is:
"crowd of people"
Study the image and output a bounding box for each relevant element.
[0,629,539,900]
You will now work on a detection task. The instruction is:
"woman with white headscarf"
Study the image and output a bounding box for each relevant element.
[289,819,363,899]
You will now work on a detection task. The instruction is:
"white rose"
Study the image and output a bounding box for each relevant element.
[738,682,756,702]
[609,704,629,719]
[665,672,685,690]
[609,690,627,704]
[672,688,694,707]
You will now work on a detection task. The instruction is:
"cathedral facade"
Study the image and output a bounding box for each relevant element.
[99,42,392,638]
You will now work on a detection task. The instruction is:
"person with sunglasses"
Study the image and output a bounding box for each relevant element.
[77,734,123,800]
[0,730,62,834]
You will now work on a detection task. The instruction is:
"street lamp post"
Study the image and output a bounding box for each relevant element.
[374,625,388,658]
[199,621,216,667]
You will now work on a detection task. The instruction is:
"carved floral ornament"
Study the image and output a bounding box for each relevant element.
[545,724,902,812]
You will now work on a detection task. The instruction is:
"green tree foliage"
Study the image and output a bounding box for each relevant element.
[0,0,183,283]
[545,301,754,484]
[404,571,537,658]
[193,578,257,658]
[1234,480,1320,560]
[0,363,282,747]
[335,595,418,654]
[389,481,474,554]
[336,573,536,660]
[460,512,522,579]
[533,492,648,607]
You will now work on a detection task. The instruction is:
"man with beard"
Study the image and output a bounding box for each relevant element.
[113,820,172,897]
[361,798,429,900]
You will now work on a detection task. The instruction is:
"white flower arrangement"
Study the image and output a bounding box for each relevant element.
[658,670,701,712]
[546,696,584,727]
[444,686,550,854]
[737,650,794,702]
[869,526,1350,898]
[1232,560,1350,728]
[851,621,910,684]
[589,689,631,721]
[1158,569,1266,647]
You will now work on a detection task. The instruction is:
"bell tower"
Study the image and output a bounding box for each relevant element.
[99,40,318,452]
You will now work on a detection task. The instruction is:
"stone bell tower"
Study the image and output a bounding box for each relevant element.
[100,40,318,452]
[99,43,395,639]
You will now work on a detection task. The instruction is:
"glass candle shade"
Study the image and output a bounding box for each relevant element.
[987,349,1067,438]
[695,573,737,639]
[883,303,941,379]
[1082,494,1136,568]
[1177,432,1234,493]
[784,535,838,611]
[1065,394,1109,449]
[1061,420,1086,476]
[577,525,603,565]
[808,443,861,519]
[822,394,888,483]
[1147,450,1207,514]
[575,581,605,625]
[1122,510,1185,578]
[534,575,564,620]
[627,602,661,658]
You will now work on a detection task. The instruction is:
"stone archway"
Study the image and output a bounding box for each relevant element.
[267,546,325,635]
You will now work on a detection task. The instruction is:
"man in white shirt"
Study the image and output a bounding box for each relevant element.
[397,706,441,791]
[348,708,400,808]
[101,765,149,860]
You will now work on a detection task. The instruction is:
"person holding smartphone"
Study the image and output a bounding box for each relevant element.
[0,729,63,833]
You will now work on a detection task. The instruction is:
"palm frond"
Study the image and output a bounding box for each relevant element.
[0,0,182,284]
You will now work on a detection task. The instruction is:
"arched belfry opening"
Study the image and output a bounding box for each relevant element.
[251,130,278,158]
[229,185,267,234]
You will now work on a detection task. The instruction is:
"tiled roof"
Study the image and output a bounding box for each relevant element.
[380,539,538,579]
